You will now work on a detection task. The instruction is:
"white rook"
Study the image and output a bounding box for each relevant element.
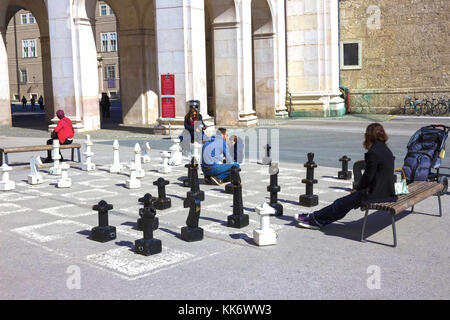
[168,138,182,166]
[49,139,62,175]
[159,151,171,173]
[28,156,43,185]
[141,142,151,163]
[133,143,145,178]
[0,163,15,191]
[82,134,96,171]
[57,163,72,188]
[253,203,277,246]
[126,163,141,189]
[110,140,122,174]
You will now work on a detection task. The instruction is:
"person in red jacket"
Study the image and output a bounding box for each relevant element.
[43,110,74,163]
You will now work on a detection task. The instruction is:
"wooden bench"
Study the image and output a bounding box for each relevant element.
[360,181,444,247]
[0,143,82,165]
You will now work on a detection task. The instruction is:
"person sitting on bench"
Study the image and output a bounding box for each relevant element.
[296,123,398,229]
[201,128,239,185]
[43,110,74,163]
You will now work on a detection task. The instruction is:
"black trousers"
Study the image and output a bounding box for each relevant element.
[46,139,72,159]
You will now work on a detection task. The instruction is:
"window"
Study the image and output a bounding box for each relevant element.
[21,14,28,25]
[340,41,362,70]
[110,7,114,15]
[109,91,118,99]
[14,94,20,101]
[101,33,108,52]
[105,65,116,80]
[29,13,35,24]
[100,4,108,16]
[20,69,27,83]
[109,32,117,52]
[22,39,36,58]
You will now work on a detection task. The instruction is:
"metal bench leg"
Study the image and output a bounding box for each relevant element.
[391,214,397,247]
[5,153,8,165]
[71,148,74,162]
[438,195,442,217]
[361,210,369,242]
[411,205,414,213]
[0,152,3,165]
[77,148,81,163]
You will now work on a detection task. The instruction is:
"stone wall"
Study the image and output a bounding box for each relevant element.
[339,0,450,114]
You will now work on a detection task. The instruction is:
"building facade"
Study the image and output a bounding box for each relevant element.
[0,0,344,130]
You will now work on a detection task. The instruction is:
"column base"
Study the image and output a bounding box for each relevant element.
[287,92,346,118]
[238,112,258,127]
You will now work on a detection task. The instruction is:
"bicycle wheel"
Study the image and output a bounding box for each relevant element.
[422,100,433,116]
[437,102,448,116]
[414,104,423,116]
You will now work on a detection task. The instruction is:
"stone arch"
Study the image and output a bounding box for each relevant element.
[251,0,276,118]
[0,0,54,126]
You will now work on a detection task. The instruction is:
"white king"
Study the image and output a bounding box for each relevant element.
[110,140,122,174]
[82,134,96,171]
[0,163,15,191]
[28,156,43,185]
[253,203,277,246]
[133,143,145,178]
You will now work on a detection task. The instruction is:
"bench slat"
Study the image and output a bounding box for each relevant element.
[361,181,444,214]
[1,144,81,153]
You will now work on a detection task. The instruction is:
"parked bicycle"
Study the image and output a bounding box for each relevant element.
[403,96,427,116]
[432,96,449,116]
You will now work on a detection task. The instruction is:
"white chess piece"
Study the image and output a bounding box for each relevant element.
[141,142,151,163]
[57,163,72,188]
[159,151,172,173]
[110,140,123,173]
[253,203,277,246]
[0,163,15,191]
[126,163,141,189]
[133,143,145,178]
[82,134,96,171]
[49,139,62,175]
[192,142,202,164]
[168,138,183,166]
[28,156,43,185]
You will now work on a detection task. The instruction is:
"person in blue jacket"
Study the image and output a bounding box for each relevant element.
[201,128,239,185]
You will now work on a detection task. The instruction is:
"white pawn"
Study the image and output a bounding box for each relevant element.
[0,163,15,191]
[126,163,141,189]
[49,139,62,175]
[82,134,96,171]
[141,142,151,163]
[159,151,172,173]
[191,142,202,165]
[133,143,145,178]
[110,140,123,174]
[28,156,43,185]
[168,138,183,166]
[57,163,72,188]
[253,203,277,246]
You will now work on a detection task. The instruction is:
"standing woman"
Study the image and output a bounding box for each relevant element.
[184,106,207,143]
[296,123,397,229]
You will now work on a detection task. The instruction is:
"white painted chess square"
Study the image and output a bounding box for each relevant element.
[0,192,37,202]
[86,246,194,278]
[12,220,91,243]
[61,188,117,201]
[39,204,94,218]
[0,203,32,216]
[78,178,114,188]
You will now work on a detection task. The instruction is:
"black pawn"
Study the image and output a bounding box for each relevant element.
[227,166,249,228]
[153,178,171,210]
[265,144,271,158]
[181,195,203,242]
[338,155,352,180]
[134,206,162,256]
[137,193,159,231]
[186,158,205,201]
[182,161,192,188]
[267,162,283,216]
[299,153,319,207]
[91,200,116,242]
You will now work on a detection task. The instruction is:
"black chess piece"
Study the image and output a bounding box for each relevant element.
[182,160,192,187]
[299,153,319,207]
[134,206,162,256]
[181,195,203,242]
[338,155,352,180]
[352,160,366,189]
[266,144,271,158]
[137,193,159,231]
[91,200,116,242]
[226,166,249,228]
[186,157,205,201]
[267,162,283,216]
[153,178,171,210]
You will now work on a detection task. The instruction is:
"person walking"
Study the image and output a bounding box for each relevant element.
[38,96,44,110]
[100,92,111,119]
[42,110,74,163]
[296,123,397,229]
[30,97,36,111]
[21,96,27,110]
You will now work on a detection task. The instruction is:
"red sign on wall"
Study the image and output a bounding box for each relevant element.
[161,74,175,96]
[161,97,176,119]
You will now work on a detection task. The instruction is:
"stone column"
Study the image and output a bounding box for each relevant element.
[155,0,210,131]
[39,36,55,124]
[0,27,11,126]
[273,0,288,118]
[286,0,344,117]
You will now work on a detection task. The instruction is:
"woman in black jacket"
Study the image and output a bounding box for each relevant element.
[296,123,397,229]
[184,106,206,143]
